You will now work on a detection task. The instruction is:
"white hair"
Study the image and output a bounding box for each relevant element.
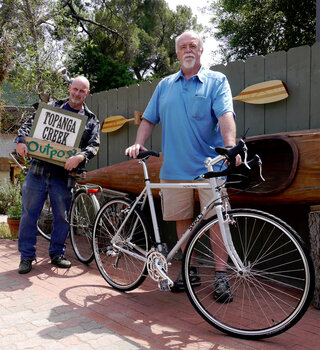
[175,30,204,53]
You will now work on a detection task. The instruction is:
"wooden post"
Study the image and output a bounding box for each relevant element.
[308,205,320,309]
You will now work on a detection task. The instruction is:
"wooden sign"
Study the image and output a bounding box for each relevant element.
[25,137,80,165]
[27,102,87,165]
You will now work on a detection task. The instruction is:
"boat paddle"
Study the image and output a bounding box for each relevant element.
[102,80,289,132]
[232,80,288,104]
[101,115,136,133]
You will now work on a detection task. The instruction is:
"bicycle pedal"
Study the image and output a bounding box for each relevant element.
[158,279,171,291]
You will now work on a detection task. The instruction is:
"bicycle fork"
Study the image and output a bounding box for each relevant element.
[212,185,245,273]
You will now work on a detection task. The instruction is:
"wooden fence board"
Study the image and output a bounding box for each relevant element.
[86,92,102,171]
[311,42,320,129]
[149,79,162,151]
[265,51,287,134]
[138,81,155,151]
[106,89,120,165]
[286,46,311,131]
[244,56,265,136]
[108,87,128,165]
[224,60,245,138]
[127,84,141,147]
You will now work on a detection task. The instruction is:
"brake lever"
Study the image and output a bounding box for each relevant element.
[242,145,250,169]
[9,153,27,175]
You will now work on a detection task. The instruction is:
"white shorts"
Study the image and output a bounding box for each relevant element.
[159,179,227,221]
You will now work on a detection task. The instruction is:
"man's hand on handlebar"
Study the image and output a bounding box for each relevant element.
[125,144,147,159]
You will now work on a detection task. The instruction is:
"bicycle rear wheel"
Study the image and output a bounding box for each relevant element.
[183,208,314,339]
[37,196,52,241]
[93,197,150,291]
[69,189,100,264]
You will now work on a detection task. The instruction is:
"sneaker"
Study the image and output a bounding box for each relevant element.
[18,259,33,274]
[171,266,201,293]
[51,255,71,268]
[214,273,233,303]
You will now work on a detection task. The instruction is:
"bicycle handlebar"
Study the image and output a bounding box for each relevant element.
[137,150,160,159]
[135,140,264,183]
[199,139,263,179]
[201,154,262,179]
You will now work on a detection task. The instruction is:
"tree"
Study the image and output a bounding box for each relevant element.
[1,0,202,99]
[209,0,316,62]
[0,0,78,103]
[70,44,136,93]
[65,0,202,90]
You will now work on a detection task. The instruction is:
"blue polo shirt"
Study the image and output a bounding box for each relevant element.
[143,66,235,180]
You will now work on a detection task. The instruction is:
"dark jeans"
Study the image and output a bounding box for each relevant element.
[18,171,72,261]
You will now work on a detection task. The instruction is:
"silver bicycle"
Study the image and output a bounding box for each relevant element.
[92,140,314,339]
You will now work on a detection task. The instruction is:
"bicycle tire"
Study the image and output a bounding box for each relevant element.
[93,197,151,291]
[69,189,100,264]
[37,196,52,241]
[183,208,315,339]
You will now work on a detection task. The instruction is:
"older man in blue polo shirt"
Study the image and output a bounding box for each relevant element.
[125,30,239,302]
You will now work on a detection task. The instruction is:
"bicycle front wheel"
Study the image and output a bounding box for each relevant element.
[93,197,150,291]
[183,208,314,339]
[37,196,52,241]
[69,189,100,264]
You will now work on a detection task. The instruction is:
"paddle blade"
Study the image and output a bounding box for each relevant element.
[233,80,289,104]
[102,115,134,133]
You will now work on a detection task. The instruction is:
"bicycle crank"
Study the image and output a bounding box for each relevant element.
[147,250,173,291]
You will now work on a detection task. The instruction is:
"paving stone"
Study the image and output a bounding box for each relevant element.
[0,236,319,350]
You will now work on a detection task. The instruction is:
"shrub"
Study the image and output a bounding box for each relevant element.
[6,203,22,220]
[0,180,22,215]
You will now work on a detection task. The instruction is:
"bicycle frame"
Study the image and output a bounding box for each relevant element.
[111,154,246,273]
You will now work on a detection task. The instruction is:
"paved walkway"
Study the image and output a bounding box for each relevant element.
[0,235,319,350]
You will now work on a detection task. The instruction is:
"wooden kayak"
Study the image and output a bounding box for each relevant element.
[80,129,320,205]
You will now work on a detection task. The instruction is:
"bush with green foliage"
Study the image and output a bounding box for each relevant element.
[0,181,22,215]
[6,202,22,220]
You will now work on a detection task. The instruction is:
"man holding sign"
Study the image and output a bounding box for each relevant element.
[14,76,100,274]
